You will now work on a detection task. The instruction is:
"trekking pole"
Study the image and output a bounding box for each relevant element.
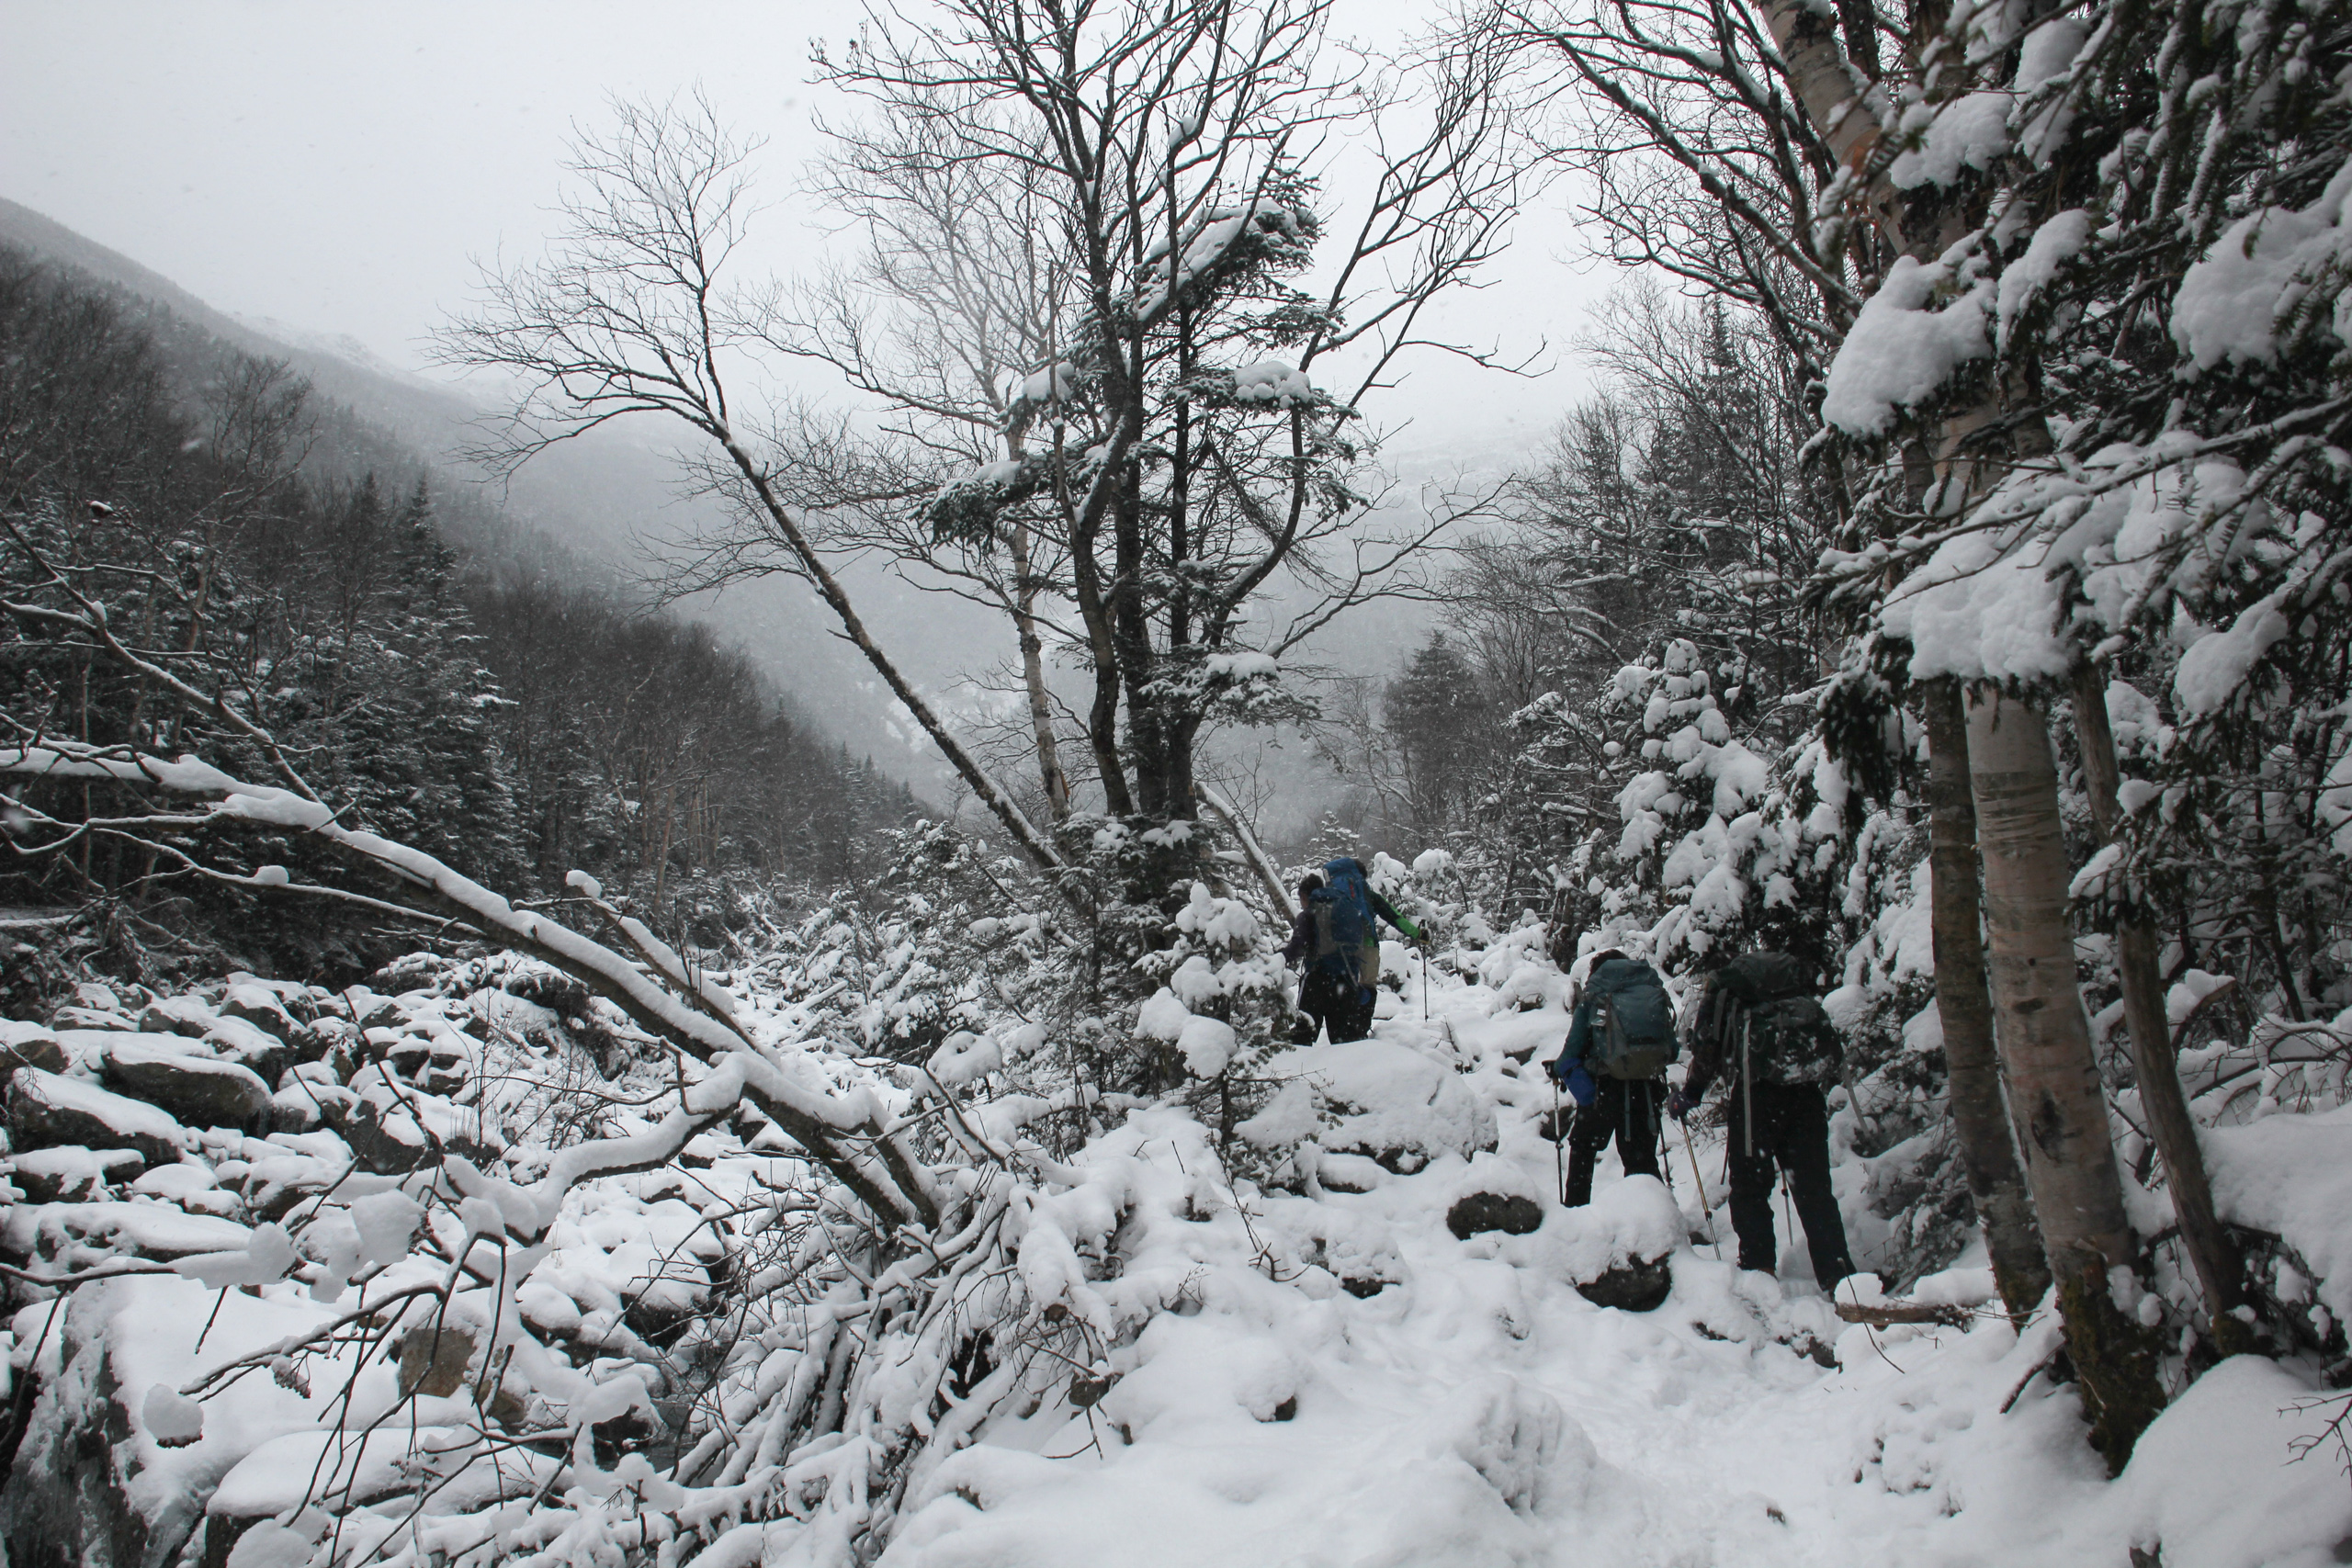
[1551,1065,1566,1205]
[1680,1112,1720,1257]
[1420,939,1430,1022]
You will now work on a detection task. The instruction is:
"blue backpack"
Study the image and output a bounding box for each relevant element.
[1309,858,1380,984]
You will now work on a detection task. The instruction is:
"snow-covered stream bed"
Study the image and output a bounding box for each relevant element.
[5,956,2349,1568]
[876,983,2352,1568]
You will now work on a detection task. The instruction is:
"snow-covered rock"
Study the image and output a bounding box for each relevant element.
[95,1037,273,1133]
[1267,1035,1495,1172]
[6,1066,189,1166]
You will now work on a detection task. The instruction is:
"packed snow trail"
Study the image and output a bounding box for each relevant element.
[876,960,2352,1568]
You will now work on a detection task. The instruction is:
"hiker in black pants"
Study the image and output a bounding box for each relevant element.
[1281,860,1422,1043]
[1283,875,1343,1043]
[1550,951,1671,1206]
[1672,951,1857,1290]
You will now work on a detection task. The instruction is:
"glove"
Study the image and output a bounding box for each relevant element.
[1562,1063,1598,1108]
[1399,916,1424,942]
[1668,1090,1696,1120]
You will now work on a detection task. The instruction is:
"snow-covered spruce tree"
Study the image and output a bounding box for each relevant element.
[1497,0,2352,1455]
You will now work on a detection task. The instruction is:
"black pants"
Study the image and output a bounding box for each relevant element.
[1564,1076,1663,1206]
[1295,969,1374,1044]
[1726,1080,1855,1288]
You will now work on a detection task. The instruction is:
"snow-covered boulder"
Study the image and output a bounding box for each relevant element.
[1446,1191,1544,1238]
[1268,1036,1495,1172]
[96,1038,273,1133]
[216,980,298,1043]
[136,996,220,1039]
[3,1145,144,1202]
[0,1021,65,1074]
[0,1275,354,1568]
[2,1201,250,1270]
[1546,1175,1684,1312]
[6,1066,189,1167]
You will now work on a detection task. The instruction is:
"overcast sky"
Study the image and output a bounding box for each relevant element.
[3,1,1613,456]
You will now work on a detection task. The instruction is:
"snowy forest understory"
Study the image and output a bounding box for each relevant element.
[4,0,2352,1564]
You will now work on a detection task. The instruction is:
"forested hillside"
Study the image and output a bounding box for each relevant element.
[0,243,912,995]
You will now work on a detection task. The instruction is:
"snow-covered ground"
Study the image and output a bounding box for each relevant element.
[883,977,2352,1568]
[6,954,2349,1568]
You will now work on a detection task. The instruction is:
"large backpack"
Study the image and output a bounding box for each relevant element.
[1711,952,1842,1087]
[1309,859,1380,984]
[1583,957,1678,1080]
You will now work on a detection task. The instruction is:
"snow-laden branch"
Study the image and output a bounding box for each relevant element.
[0,739,937,1229]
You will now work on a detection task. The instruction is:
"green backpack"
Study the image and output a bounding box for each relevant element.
[1585,957,1679,1080]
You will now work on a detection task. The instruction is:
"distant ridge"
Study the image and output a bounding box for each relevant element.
[0,195,976,795]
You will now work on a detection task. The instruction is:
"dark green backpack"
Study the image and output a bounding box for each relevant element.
[1585,957,1678,1080]
[1713,952,1842,1087]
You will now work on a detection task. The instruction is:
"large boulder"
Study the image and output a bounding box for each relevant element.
[198,1017,290,1086]
[215,981,295,1042]
[4,1145,146,1202]
[136,997,219,1039]
[96,1040,271,1133]
[0,1275,347,1568]
[7,1067,188,1166]
[1,1201,251,1270]
[1551,1175,1684,1314]
[0,1021,66,1074]
[1447,1191,1545,1239]
[1574,1255,1675,1313]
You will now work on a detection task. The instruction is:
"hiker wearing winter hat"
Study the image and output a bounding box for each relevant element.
[1281,857,1423,1043]
[1548,949,1672,1205]
[1671,951,1856,1290]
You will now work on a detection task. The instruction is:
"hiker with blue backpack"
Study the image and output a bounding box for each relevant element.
[1548,950,1675,1206]
[1669,950,1857,1290]
[1282,859,1424,1043]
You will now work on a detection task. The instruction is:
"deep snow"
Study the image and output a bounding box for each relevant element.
[871,975,2352,1568]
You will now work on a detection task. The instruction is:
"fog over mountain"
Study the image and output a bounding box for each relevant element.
[0,190,1533,840]
[2,3,1606,841]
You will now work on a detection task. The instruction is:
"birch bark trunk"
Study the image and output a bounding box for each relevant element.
[1922,678,2050,1322]
[1968,685,2165,1466]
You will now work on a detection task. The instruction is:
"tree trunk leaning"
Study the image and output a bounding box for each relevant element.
[2068,663,2252,1356]
[1967,684,2165,1469]
[1923,678,2051,1323]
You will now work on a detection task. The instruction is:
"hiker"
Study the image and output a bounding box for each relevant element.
[1670,950,1857,1290]
[1281,857,1422,1043]
[1549,949,1675,1206]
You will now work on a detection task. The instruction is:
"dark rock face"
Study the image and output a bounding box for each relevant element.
[96,1043,271,1134]
[7,1068,187,1168]
[0,1027,67,1075]
[1446,1192,1545,1239]
[2,1284,183,1568]
[1573,1254,1674,1313]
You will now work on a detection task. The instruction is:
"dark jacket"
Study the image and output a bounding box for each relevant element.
[1682,952,1828,1100]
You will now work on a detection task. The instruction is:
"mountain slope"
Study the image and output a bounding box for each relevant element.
[0,195,983,795]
